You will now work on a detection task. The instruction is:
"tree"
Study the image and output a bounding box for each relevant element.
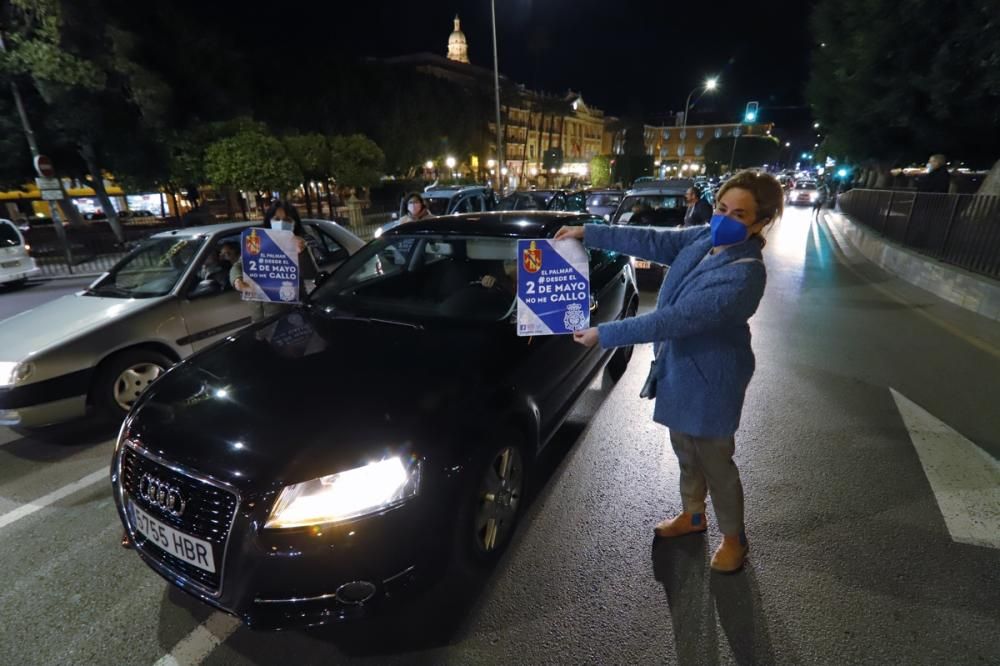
[807,0,1000,182]
[328,134,385,192]
[589,155,611,188]
[282,134,330,217]
[204,129,302,218]
[704,136,780,174]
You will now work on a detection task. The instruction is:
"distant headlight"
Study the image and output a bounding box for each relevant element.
[265,456,420,529]
[0,361,34,387]
[373,227,384,239]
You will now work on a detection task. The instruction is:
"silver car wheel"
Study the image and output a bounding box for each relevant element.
[473,446,524,553]
[113,363,164,411]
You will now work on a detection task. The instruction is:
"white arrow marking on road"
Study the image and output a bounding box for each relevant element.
[0,467,109,531]
[154,612,242,666]
[891,388,1000,549]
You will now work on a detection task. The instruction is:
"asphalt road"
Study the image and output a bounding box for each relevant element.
[0,275,95,322]
[1,206,998,665]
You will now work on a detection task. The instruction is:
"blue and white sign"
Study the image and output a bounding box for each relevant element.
[240,228,300,303]
[517,239,590,337]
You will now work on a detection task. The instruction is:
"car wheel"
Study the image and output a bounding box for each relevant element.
[91,349,172,422]
[454,436,528,572]
[607,299,639,380]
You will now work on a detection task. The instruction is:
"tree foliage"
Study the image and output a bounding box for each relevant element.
[204,129,301,194]
[329,134,385,190]
[807,0,1000,167]
[589,155,611,188]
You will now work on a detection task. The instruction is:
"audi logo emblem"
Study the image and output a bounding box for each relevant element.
[138,473,187,517]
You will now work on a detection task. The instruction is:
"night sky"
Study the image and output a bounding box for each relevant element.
[193,0,815,129]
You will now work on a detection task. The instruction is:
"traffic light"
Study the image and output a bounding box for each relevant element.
[744,101,759,123]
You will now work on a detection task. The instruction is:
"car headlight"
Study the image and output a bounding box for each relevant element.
[265,456,420,529]
[810,192,819,201]
[373,227,384,239]
[0,361,34,387]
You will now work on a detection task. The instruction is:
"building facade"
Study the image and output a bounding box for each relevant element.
[636,116,775,175]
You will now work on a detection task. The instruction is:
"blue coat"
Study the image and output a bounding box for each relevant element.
[584,224,766,438]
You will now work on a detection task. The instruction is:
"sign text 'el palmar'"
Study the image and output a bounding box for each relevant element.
[517,238,590,337]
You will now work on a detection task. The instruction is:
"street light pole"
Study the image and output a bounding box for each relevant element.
[680,77,716,171]
[490,0,504,191]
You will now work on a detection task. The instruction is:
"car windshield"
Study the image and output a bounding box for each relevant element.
[497,192,553,211]
[613,194,687,226]
[0,222,21,247]
[424,197,451,216]
[587,193,621,209]
[88,236,204,298]
[795,182,817,190]
[311,234,519,322]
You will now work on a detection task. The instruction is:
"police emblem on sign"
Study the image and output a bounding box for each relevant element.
[563,303,586,331]
[522,240,542,274]
[245,229,261,256]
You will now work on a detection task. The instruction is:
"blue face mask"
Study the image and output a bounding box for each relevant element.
[710,214,749,246]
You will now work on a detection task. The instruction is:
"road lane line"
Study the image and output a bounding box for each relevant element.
[153,612,241,666]
[891,388,1000,550]
[0,429,21,447]
[0,467,108,531]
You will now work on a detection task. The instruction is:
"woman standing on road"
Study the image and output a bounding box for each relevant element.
[555,170,782,573]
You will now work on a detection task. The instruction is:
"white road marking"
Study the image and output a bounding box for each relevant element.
[153,612,241,666]
[891,388,1000,549]
[0,428,21,447]
[0,467,109,531]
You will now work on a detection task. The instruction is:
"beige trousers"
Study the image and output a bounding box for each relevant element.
[668,430,745,535]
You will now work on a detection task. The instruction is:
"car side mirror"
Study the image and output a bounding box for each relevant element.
[314,271,332,288]
[189,278,222,299]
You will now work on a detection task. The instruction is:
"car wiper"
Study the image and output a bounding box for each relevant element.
[86,285,133,297]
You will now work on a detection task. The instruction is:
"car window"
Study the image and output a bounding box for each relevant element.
[91,237,205,298]
[424,197,450,216]
[566,193,587,212]
[613,194,686,226]
[313,235,517,322]
[303,223,348,263]
[454,195,477,214]
[587,193,621,209]
[0,221,21,247]
[549,194,566,211]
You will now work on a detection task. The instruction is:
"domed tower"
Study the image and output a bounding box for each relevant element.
[447,15,470,64]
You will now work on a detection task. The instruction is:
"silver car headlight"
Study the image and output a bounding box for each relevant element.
[0,361,34,387]
[810,192,820,201]
[265,456,420,529]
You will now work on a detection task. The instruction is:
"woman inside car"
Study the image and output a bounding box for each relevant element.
[554,170,782,573]
[399,193,433,223]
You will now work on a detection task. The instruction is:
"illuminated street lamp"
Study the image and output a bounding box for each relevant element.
[785,142,791,147]
[682,76,719,151]
[813,122,820,129]
[445,156,456,169]
[424,160,434,169]
[487,159,496,169]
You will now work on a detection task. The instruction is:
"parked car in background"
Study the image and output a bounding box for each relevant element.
[375,185,499,238]
[569,189,623,220]
[0,219,363,433]
[0,218,39,288]
[112,210,639,629]
[610,180,690,287]
[496,189,572,212]
[787,180,819,206]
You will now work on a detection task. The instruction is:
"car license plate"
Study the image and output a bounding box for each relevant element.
[1,261,19,268]
[130,500,216,572]
[635,260,651,269]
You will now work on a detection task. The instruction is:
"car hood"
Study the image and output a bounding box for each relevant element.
[127,309,513,490]
[0,292,163,361]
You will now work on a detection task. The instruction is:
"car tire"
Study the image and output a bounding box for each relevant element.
[607,299,639,380]
[452,433,529,575]
[91,348,172,424]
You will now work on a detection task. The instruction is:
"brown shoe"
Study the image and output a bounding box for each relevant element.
[654,512,707,538]
[711,533,748,573]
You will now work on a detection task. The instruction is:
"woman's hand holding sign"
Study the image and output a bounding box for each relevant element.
[573,327,599,348]
[553,226,585,242]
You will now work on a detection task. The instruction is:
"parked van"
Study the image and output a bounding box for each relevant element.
[0,218,39,287]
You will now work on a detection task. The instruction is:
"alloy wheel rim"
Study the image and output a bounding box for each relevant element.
[113,362,164,411]
[473,446,524,553]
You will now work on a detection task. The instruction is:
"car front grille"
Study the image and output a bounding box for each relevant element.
[121,446,239,594]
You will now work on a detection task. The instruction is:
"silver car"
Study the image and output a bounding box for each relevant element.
[0,219,363,432]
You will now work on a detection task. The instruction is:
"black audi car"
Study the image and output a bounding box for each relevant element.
[111,212,639,629]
